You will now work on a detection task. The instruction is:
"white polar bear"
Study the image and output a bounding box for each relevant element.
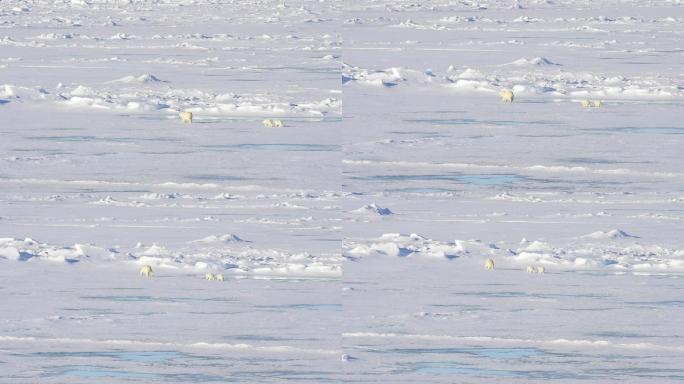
[205,272,216,281]
[273,119,284,128]
[140,264,154,277]
[179,111,193,123]
[526,265,537,273]
[536,266,545,274]
[580,99,591,108]
[499,89,514,103]
[484,258,495,270]
[262,119,274,127]
[592,100,602,108]
[216,274,224,282]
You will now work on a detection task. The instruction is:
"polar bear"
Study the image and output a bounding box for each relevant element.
[140,264,154,277]
[262,119,274,127]
[592,100,602,108]
[216,274,224,282]
[273,119,284,128]
[499,89,514,103]
[580,99,591,108]
[205,272,216,281]
[484,258,495,270]
[536,266,545,274]
[526,265,537,273]
[179,111,193,123]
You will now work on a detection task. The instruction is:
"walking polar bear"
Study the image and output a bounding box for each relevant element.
[499,89,514,103]
[262,119,284,128]
[179,111,193,123]
[484,258,495,270]
[581,100,602,108]
[205,272,224,282]
[526,265,546,274]
[140,264,154,277]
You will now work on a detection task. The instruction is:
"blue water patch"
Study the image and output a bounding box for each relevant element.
[354,173,523,186]
[384,187,457,194]
[458,290,529,298]
[186,174,254,181]
[226,334,320,342]
[404,118,479,125]
[26,135,182,143]
[385,130,449,138]
[259,65,339,74]
[52,366,161,379]
[398,362,579,379]
[588,331,654,339]
[626,300,684,308]
[80,295,236,303]
[47,365,227,381]
[584,367,684,380]
[562,157,651,165]
[27,135,97,142]
[404,118,563,127]
[203,143,340,152]
[583,127,684,135]
[390,347,544,359]
[454,290,610,300]
[32,350,186,363]
[256,303,342,311]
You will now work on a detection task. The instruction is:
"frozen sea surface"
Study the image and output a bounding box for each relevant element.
[1,0,342,382]
[0,263,341,383]
[2,0,684,382]
[341,0,684,382]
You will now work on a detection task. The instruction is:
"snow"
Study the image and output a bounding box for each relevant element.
[1,0,342,381]
[2,0,684,382]
[341,0,684,381]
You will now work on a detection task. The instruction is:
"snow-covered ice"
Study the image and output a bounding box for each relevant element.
[342,0,684,382]
[1,0,342,381]
[2,0,684,382]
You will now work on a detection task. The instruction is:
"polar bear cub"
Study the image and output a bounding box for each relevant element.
[484,258,495,270]
[273,119,284,128]
[592,100,602,108]
[205,272,216,281]
[580,99,591,108]
[262,119,274,127]
[179,111,193,123]
[499,89,514,103]
[536,266,545,274]
[216,274,224,282]
[526,265,537,273]
[140,264,154,277]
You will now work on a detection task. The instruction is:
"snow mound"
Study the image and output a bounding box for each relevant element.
[0,237,113,263]
[191,234,248,244]
[505,57,560,66]
[581,229,637,240]
[352,203,393,216]
[343,63,435,87]
[345,233,497,260]
[455,67,486,79]
[109,74,163,83]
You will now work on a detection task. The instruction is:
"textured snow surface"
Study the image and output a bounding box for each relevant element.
[340,0,684,382]
[2,0,684,382]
